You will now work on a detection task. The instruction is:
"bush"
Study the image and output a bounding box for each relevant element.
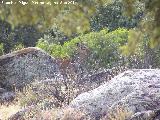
[13,25,42,47]
[11,43,24,52]
[0,20,42,54]
[41,26,69,45]
[36,28,128,69]
[0,43,4,55]
[77,28,128,69]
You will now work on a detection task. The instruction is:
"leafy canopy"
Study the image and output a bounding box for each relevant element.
[0,0,111,35]
[121,0,160,54]
[1,0,160,53]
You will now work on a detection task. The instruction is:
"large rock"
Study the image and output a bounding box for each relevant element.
[129,109,160,120]
[0,47,60,90]
[70,69,160,119]
[76,67,126,95]
[0,92,15,102]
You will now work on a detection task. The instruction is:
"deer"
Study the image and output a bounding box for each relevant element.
[57,42,90,71]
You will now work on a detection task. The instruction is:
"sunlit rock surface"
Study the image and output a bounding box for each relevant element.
[129,109,160,120]
[0,47,60,89]
[70,69,160,119]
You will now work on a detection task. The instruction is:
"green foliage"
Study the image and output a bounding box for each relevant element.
[0,20,42,53]
[0,0,160,54]
[0,43,4,55]
[121,0,160,53]
[37,28,128,68]
[150,47,160,68]
[0,20,14,53]
[0,0,111,34]
[14,25,42,47]
[11,43,24,52]
[120,29,142,55]
[36,39,52,54]
[41,26,69,45]
[37,39,70,58]
[90,1,142,31]
[80,28,128,68]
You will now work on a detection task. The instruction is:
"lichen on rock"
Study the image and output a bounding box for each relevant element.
[70,69,160,119]
[0,47,60,90]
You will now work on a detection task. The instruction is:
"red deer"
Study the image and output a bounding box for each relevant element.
[57,42,90,77]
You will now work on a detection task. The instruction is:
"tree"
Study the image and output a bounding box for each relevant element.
[0,20,15,53]
[14,25,42,47]
[0,0,111,35]
[40,26,69,45]
[0,0,159,52]
[0,20,42,53]
[90,1,143,31]
[121,0,160,53]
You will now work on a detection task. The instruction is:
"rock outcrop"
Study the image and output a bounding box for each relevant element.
[0,92,15,103]
[0,47,60,90]
[70,69,160,119]
[76,67,126,94]
[129,109,160,120]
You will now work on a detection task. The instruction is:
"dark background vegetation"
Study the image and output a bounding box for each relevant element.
[0,0,160,71]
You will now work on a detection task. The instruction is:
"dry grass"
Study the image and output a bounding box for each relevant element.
[102,106,133,120]
[16,86,39,107]
[0,103,21,120]
[0,95,132,120]
[61,108,86,120]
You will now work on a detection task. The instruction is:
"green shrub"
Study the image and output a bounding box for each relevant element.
[41,26,69,45]
[36,28,129,69]
[11,43,24,52]
[36,39,51,54]
[0,43,4,55]
[79,28,128,68]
